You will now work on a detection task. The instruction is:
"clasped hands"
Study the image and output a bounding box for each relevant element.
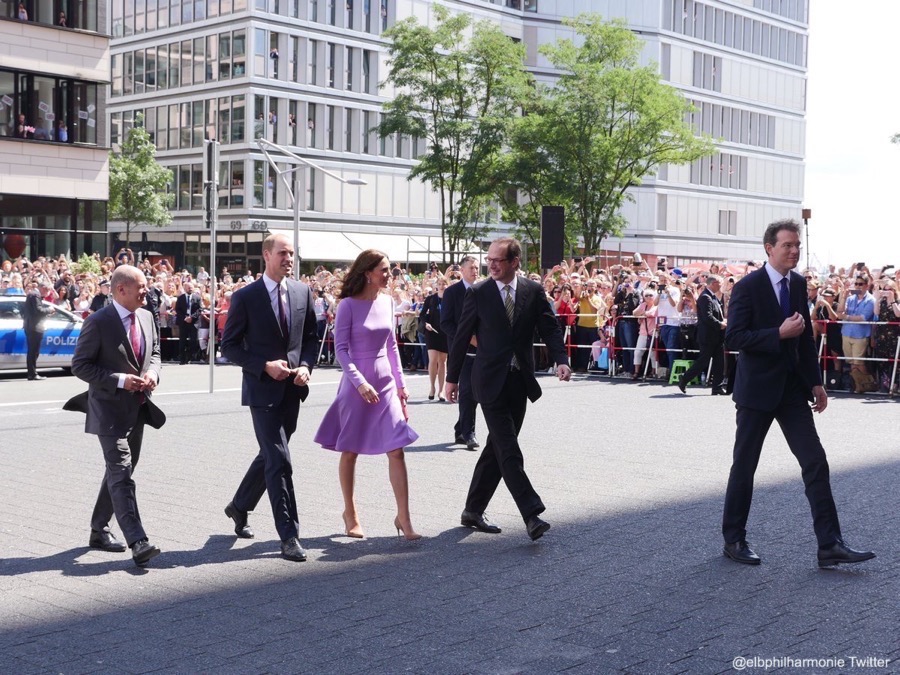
[264,360,311,386]
[124,373,157,393]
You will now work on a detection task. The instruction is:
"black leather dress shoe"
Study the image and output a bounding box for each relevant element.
[224,502,254,539]
[711,387,728,396]
[454,435,467,445]
[466,436,479,451]
[460,510,501,534]
[677,377,687,394]
[131,539,161,567]
[281,537,307,562]
[723,540,761,565]
[817,540,875,568]
[89,530,127,552]
[526,515,551,541]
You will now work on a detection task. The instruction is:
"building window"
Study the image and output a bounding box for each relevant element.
[718,210,737,235]
[0,68,98,145]
[362,49,371,93]
[327,43,335,88]
[308,102,316,147]
[308,40,318,85]
[326,105,335,149]
[346,46,353,90]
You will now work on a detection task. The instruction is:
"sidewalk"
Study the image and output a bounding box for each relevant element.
[0,367,896,673]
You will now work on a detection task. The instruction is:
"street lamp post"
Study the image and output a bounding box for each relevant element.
[257,138,367,279]
[802,207,812,271]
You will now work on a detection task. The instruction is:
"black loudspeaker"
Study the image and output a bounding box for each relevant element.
[540,206,565,269]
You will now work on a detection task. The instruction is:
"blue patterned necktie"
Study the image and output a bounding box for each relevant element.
[778,277,791,318]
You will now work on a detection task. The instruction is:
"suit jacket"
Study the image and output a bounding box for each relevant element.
[67,304,164,435]
[447,277,568,404]
[440,279,475,354]
[724,266,821,412]
[175,292,201,327]
[23,290,52,334]
[696,288,725,345]
[220,277,319,408]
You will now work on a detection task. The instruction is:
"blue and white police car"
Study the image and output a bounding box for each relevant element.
[0,295,82,373]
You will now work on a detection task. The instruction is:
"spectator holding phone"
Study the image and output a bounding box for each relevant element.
[839,274,877,393]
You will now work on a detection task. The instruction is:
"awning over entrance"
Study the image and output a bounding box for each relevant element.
[268,230,483,264]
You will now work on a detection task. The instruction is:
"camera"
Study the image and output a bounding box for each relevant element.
[856,262,865,271]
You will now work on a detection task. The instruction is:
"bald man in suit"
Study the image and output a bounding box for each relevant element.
[69,265,165,567]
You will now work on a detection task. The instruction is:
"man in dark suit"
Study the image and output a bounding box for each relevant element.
[220,233,319,562]
[440,255,480,450]
[69,265,164,567]
[23,283,54,380]
[175,282,201,364]
[445,238,571,541]
[722,219,874,568]
[678,275,727,394]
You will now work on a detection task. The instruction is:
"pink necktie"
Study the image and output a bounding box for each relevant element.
[129,313,143,362]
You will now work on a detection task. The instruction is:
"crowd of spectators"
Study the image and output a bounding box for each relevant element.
[2,248,898,394]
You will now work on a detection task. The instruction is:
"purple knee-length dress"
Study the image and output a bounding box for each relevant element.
[314,294,419,454]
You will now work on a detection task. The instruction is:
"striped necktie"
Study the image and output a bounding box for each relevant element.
[504,284,519,370]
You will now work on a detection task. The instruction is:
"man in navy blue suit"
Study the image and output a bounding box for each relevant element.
[440,255,480,450]
[445,238,571,541]
[220,234,319,562]
[722,219,874,568]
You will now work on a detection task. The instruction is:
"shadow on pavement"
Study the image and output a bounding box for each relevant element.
[0,459,895,673]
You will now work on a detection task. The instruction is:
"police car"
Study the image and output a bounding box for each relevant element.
[0,295,82,373]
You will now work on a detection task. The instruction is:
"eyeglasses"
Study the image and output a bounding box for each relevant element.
[855,282,867,287]
[485,257,511,265]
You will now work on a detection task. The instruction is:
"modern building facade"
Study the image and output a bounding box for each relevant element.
[0,3,109,262]
[107,0,807,271]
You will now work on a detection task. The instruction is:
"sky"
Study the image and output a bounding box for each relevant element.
[804,3,900,270]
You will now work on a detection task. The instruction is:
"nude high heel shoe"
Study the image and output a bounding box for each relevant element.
[342,512,364,538]
[393,516,422,541]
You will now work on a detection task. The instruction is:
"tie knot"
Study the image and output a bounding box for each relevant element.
[504,284,511,293]
[779,278,788,287]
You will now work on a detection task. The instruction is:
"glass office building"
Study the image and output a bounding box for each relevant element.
[0,5,109,262]
[108,0,808,269]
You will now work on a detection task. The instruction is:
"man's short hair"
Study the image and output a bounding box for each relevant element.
[707,274,723,284]
[459,255,477,266]
[762,219,801,250]
[494,237,521,262]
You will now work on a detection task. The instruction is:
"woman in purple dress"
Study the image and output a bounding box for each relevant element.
[314,250,421,540]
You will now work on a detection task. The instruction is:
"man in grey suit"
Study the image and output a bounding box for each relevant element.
[220,234,319,562]
[69,265,164,567]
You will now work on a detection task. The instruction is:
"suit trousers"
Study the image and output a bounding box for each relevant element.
[722,374,841,547]
[680,336,724,389]
[25,329,42,377]
[93,405,148,547]
[454,355,477,441]
[234,390,302,542]
[179,323,198,363]
[465,370,544,522]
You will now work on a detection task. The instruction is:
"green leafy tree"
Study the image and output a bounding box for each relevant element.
[71,252,101,276]
[109,113,174,248]
[502,15,713,255]
[378,5,530,260]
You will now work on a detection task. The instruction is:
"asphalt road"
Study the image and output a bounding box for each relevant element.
[0,365,897,674]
